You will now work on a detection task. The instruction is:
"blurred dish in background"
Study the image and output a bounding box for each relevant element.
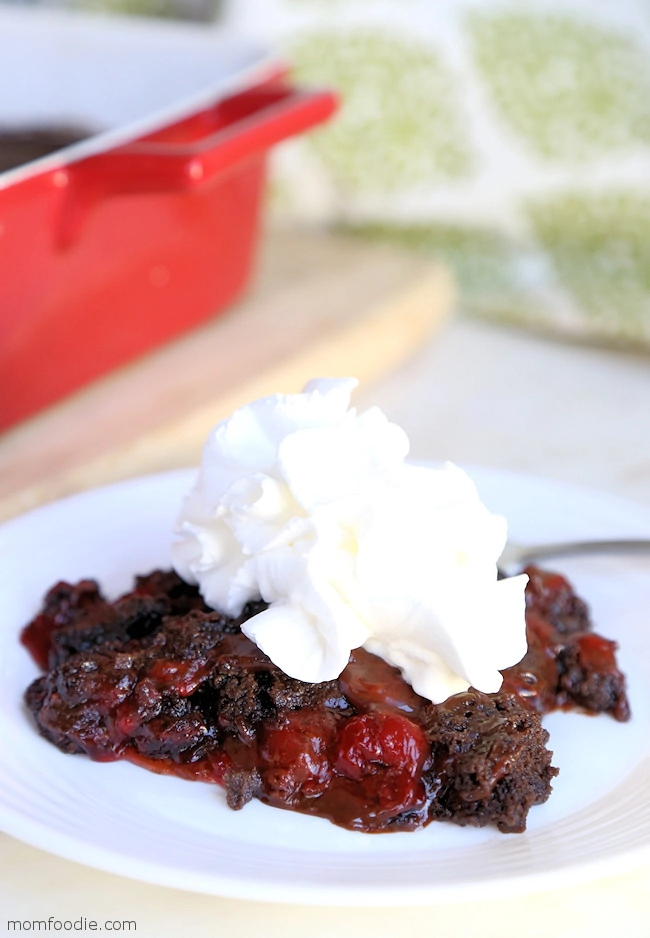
[0,7,336,432]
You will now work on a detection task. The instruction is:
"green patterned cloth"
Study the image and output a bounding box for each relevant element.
[225,0,650,349]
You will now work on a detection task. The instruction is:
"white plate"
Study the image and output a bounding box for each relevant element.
[1,467,649,906]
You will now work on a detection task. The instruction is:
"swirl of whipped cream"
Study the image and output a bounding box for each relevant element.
[172,378,528,704]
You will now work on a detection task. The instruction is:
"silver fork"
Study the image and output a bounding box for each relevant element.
[499,538,650,574]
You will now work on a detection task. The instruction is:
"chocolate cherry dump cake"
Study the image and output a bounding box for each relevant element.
[19,380,630,834]
[21,564,628,835]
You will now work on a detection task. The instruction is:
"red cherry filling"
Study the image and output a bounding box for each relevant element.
[257,708,430,829]
[259,708,338,804]
[325,711,429,828]
[335,711,427,781]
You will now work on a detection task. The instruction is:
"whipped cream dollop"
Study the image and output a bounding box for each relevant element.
[172,378,528,704]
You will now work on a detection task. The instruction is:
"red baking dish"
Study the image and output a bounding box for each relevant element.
[0,9,337,432]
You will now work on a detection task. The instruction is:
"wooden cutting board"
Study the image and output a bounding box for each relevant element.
[0,229,453,522]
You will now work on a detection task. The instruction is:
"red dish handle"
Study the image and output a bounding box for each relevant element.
[57,82,338,246]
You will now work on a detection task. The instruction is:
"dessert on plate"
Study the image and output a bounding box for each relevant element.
[20,379,630,834]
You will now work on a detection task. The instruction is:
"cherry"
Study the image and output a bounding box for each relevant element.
[335,711,426,778]
[258,708,338,803]
[334,711,428,816]
[575,633,619,672]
